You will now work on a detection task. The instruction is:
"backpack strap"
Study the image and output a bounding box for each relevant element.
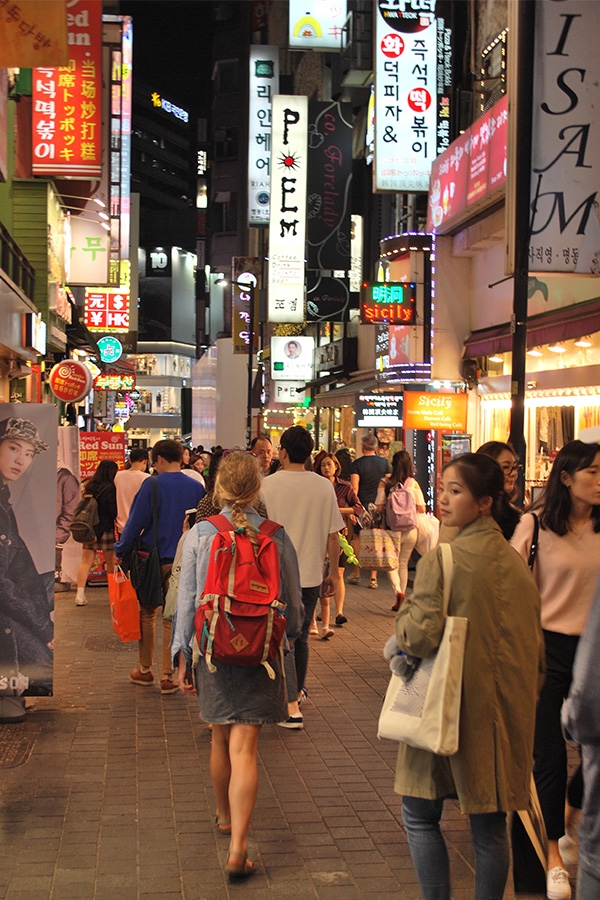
[206,514,235,532]
[258,519,282,539]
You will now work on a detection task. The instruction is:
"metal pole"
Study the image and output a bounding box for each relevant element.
[508,0,536,498]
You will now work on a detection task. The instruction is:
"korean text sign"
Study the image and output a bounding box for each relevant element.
[268,95,308,324]
[79,432,125,480]
[248,46,279,227]
[404,391,468,432]
[32,0,102,177]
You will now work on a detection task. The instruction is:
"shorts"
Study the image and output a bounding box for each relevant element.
[83,531,115,552]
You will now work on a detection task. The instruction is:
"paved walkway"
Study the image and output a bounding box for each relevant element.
[0,573,570,900]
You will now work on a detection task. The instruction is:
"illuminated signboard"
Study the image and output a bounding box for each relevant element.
[288,0,348,50]
[93,373,135,391]
[270,335,315,381]
[356,393,403,428]
[360,282,416,324]
[248,45,279,227]
[97,335,123,363]
[85,288,130,331]
[150,91,188,123]
[32,0,102,177]
[268,95,308,323]
[404,391,468,432]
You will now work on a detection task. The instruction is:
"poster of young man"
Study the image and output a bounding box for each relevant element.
[0,404,58,699]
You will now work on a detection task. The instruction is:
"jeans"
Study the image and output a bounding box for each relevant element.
[138,563,173,677]
[401,796,509,900]
[386,526,418,596]
[577,865,600,900]
[293,585,320,694]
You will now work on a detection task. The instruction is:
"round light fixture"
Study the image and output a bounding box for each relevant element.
[574,336,592,347]
[548,343,566,353]
[527,348,543,357]
[489,354,504,363]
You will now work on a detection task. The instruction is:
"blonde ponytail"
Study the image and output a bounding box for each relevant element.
[214,451,262,545]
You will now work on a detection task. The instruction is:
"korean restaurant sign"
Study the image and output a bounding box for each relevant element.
[32,0,102,177]
[427,94,507,233]
[69,215,110,285]
[529,0,600,274]
[79,432,125,480]
[288,0,347,50]
[232,257,259,354]
[0,0,68,68]
[374,0,452,192]
[85,289,130,332]
[93,373,136,391]
[360,282,416,324]
[268,95,308,324]
[404,391,467,432]
[248,46,279,227]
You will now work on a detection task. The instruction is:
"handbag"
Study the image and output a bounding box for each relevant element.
[129,477,164,610]
[416,512,440,556]
[358,527,401,570]
[377,543,468,755]
[108,566,141,642]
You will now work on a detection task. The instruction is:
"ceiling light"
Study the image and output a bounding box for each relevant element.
[548,342,566,353]
[489,354,504,363]
[215,277,228,287]
[574,336,592,347]
[527,348,543,357]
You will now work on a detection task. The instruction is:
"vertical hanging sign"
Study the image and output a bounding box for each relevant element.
[268,95,308,324]
[232,257,260,354]
[248,45,279,227]
[32,0,102,177]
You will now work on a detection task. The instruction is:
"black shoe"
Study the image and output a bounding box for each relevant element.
[335,614,347,626]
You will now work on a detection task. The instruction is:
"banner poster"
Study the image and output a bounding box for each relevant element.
[56,426,82,589]
[307,100,352,272]
[79,432,125,480]
[530,0,600,273]
[0,404,58,698]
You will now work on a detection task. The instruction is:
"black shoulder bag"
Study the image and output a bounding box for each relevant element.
[130,477,163,610]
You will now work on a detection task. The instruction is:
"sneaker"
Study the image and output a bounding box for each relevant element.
[130,668,154,686]
[558,833,578,866]
[546,866,571,900]
[160,678,179,694]
[335,614,347,626]
[308,623,319,635]
[321,627,334,640]
[277,715,304,729]
[298,687,309,706]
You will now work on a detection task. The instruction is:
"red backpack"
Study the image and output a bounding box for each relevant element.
[194,514,287,677]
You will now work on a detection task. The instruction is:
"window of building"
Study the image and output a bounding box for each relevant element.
[213,59,239,94]
[213,192,238,233]
[214,126,238,160]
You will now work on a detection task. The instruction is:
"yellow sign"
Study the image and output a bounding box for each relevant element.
[404,392,468,433]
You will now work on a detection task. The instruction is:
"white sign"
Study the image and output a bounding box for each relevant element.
[274,381,307,404]
[349,214,363,292]
[268,95,308,323]
[374,0,438,191]
[69,215,110,285]
[270,336,315,381]
[530,0,600,273]
[288,0,347,51]
[248,46,279,227]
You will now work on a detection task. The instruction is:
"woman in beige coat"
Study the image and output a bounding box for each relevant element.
[394,453,544,900]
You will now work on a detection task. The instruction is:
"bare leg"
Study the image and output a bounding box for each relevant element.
[103,549,115,575]
[210,724,231,825]
[320,595,330,630]
[335,568,346,616]
[227,724,261,858]
[76,548,96,589]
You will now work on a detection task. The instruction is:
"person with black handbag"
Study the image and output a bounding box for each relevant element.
[115,440,205,694]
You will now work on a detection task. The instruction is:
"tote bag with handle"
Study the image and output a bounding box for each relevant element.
[377,543,468,756]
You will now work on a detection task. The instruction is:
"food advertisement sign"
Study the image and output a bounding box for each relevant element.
[79,432,125,480]
[48,360,93,403]
[288,0,347,50]
[32,0,102,177]
[404,391,468,431]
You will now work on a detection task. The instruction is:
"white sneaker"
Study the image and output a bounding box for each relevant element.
[546,866,571,900]
[558,833,578,866]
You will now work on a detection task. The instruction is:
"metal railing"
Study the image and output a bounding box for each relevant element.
[0,221,35,299]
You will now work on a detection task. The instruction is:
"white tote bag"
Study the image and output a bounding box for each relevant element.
[378,543,468,756]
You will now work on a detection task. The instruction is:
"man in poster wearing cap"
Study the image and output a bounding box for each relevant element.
[0,416,54,697]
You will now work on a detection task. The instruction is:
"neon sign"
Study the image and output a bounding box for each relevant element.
[360,282,416,324]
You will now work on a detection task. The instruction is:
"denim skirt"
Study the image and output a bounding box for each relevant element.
[195,649,286,725]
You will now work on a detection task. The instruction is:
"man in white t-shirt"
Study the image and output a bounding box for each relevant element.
[260,426,344,728]
[114,448,150,536]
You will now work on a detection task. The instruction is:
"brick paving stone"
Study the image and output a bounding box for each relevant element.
[0,582,557,900]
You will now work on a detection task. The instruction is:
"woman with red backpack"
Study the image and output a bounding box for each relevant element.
[172,451,303,881]
[376,450,426,612]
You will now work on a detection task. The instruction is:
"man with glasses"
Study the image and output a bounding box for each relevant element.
[250,435,275,476]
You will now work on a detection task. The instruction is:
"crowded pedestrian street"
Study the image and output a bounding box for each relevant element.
[0,574,564,900]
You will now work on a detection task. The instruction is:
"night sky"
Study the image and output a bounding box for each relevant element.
[118,0,214,110]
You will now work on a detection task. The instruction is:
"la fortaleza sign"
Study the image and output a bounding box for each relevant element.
[360,282,416,324]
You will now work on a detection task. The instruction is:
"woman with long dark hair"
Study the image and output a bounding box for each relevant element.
[511,440,600,900]
[476,441,522,538]
[75,459,118,607]
[393,453,544,900]
[376,449,425,611]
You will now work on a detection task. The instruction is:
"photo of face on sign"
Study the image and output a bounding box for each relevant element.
[284,340,302,359]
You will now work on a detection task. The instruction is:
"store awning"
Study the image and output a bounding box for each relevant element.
[464,297,600,357]
[314,378,381,408]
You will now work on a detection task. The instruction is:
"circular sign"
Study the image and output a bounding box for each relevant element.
[49,360,93,403]
[128,389,141,401]
[97,336,123,363]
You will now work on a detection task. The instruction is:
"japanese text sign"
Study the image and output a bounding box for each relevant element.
[268,95,308,323]
[248,45,279,226]
[360,281,416,324]
[356,393,403,428]
[79,432,125,480]
[48,360,92,403]
[85,289,130,332]
[404,391,467,432]
[32,0,102,177]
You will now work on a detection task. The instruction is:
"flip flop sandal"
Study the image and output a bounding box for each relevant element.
[225,852,255,880]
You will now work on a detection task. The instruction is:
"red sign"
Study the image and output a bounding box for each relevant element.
[48,360,93,402]
[79,432,125,480]
[360,282,416,325]
[93,373,136,391]
[32,0,102,177]
[85,289,131,332]
[427,94,507,233]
